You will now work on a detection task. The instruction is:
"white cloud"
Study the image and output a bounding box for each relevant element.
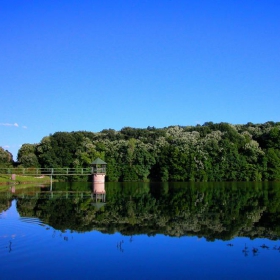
[0,122,19,127]
[0,122,27,128]
[0,123,13,126]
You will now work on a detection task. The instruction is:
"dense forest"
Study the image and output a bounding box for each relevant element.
[2,121,280,182]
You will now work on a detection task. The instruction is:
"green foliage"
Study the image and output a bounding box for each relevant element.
[17,144,40,167]
[0,147,13,167]
[14,121,280,182]
[265,148,280,180]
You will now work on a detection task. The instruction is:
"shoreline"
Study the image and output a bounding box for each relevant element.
[0,175,52,185]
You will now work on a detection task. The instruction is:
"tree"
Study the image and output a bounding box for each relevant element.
[265,148,280,180]
[17,144,39,167]
[0,147,13,167]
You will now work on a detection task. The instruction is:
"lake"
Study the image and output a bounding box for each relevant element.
[1,181,280,279]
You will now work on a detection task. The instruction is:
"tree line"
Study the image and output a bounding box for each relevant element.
[3,121,280,182]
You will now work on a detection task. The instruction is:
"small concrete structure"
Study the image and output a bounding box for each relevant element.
[93,175,105,184]
[91,158,107,202]
[93,182,106,194]
[92,157,107,184]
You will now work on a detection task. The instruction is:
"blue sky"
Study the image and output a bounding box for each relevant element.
[1,0,279,159]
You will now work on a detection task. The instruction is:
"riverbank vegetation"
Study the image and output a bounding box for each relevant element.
[2,121,280,182]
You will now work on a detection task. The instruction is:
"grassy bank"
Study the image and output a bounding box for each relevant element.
[0,174,52,185]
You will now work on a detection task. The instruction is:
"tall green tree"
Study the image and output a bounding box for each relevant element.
[17,144,39,167]
[0,147,13,167]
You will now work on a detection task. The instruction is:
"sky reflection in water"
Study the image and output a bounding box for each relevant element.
[1,182,280,279]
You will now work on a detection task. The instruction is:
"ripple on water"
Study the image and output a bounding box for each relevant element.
[0,211,58,264]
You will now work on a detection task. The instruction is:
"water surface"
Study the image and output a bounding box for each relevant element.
[1,181,280,279]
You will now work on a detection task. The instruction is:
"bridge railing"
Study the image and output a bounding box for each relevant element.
[0,168,93,176]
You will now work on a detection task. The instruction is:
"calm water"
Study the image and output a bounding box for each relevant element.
[1,181,280,279]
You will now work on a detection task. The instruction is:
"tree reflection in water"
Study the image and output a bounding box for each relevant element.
[1,181,280,244]
[2,182,280,280]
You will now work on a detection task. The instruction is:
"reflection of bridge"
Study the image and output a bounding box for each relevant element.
[0,181,106,202]
[0,190,95,200]
[0,167,106,176]
[22,191,93,199]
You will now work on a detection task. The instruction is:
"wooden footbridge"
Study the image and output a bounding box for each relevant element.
[0,167,94,176]
[0,167,106,176]
[0,159,107,203]
[0,158,107,177]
